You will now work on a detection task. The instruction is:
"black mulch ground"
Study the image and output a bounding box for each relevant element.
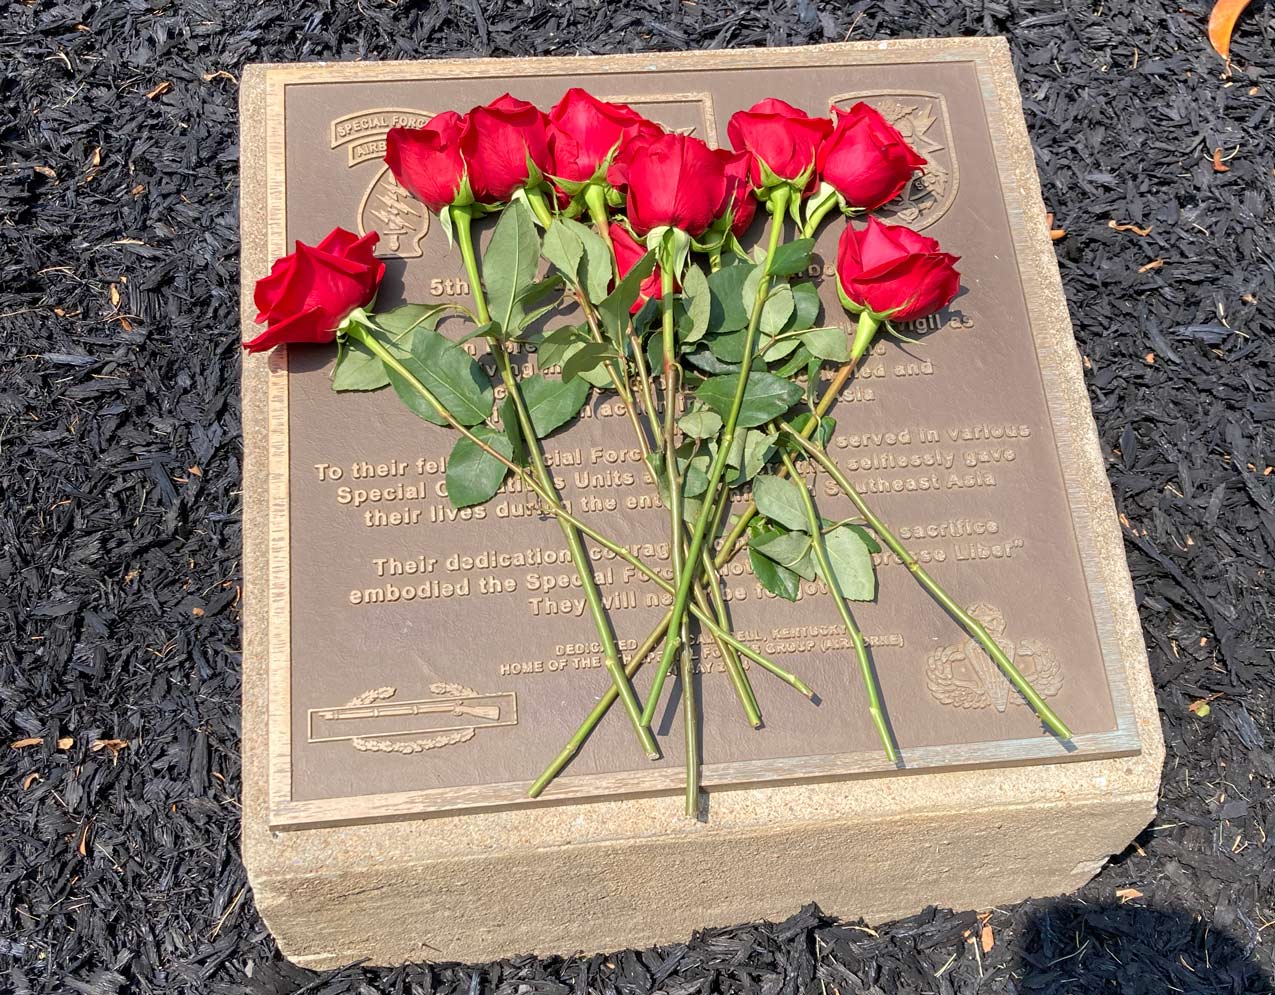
[2,1,1273,992]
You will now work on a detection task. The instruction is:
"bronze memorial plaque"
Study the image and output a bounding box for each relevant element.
[241,43,1141,831]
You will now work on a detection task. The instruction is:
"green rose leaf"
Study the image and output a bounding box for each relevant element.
[598,249,656,347]
[707,261,752,333]
[684,346,741,376]
[848,523,882,554]
[541,221,584,288]
[784,281,822,333]
[484,200,541,336]
[822,525,877,601]
[521,373,591,438]
[499,394,528,467]
[541,218,611,302]
[767,238,815,277]
[678,408,723,440]
[773,343,814,379]
[787,411,837,448]
[561,340,617,386]
[751,528,817,580]
[695,371,801,428]
[760,283,795,335]
[575,223,614,302]
[749,539,802,602]
[333,304,453,392]
[752,474,810,532]
[800,326,851,362]
[706,327,748,363]
[333,337,387,392]
[679,446,713,499]
[536,324,590,371]
[727,428,777,484]
[681,264,711,342]
[759,332,801,362]
[446,426,513,508]
[387,330,493,427]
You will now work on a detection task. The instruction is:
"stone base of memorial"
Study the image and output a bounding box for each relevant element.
[239,40,1163,967]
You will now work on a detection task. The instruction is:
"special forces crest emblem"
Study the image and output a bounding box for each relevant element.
[925,604,1063,712]
[828,91,958,230]
[330,108,434,259]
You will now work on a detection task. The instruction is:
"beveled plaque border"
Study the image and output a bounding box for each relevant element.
[242,40,1144,831]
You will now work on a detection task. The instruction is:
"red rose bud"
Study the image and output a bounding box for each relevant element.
[715,149,757,236]
[818,103,927,210]
[623,132,727,237]
[384,111,468,213]
[244,228,385,353]
[726,98,832,190]
[611,224,665,314]
[460,94,551,204]
[548,89,663,186]
[836,217,960,322]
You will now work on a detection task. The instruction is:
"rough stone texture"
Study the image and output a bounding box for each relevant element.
[239,40,1164,968]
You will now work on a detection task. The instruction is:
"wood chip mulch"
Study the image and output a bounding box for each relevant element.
[1,1,1272,992]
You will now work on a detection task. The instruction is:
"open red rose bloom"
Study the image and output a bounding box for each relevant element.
[819,102,928,210]
[242,87,1074,818]
[244,228,384,353]
[836,216,961,321]
[548,88,663,186]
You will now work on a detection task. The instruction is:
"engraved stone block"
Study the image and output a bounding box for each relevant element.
[240,39,1163,966]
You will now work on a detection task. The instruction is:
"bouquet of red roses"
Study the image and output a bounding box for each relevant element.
[245,90,1070,816]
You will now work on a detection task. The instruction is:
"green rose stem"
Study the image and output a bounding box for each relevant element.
[716,311,878,557]
[780,425,1074,741]
[562,317,874,755]
[659,261,700,815]
[539,201,757,730]
[640,185,794,729]
[779,450,898,762]
[578,280,754,731]
[801,196,842,239]
[342,318,800,686]
[453,204,660,762]
[578,198,761,731]
[680,629,699,817]
[693,487,761,725]
[585,184,665,464]
[341,318,810,797]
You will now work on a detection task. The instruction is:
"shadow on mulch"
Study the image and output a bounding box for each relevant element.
[1013,899,1270,994]
[221,899,1271,995]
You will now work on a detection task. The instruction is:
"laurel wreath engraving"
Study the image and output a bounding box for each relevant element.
[925,604,1063,711]
[353,727,476,754]
[343,683,485,755]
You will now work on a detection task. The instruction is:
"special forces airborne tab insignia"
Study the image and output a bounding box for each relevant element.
[330,108,434,259]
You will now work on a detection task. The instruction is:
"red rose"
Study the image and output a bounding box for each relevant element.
[836,217,960,322]
[384,111,468,213]
[726,98,831,189]
[715,149,757,237]
[611,224,664,314]
[460,94,551,204]
[548,89,662,185]
[244,228,384,353]
[623,133,727,236]
[818,103,926,210]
